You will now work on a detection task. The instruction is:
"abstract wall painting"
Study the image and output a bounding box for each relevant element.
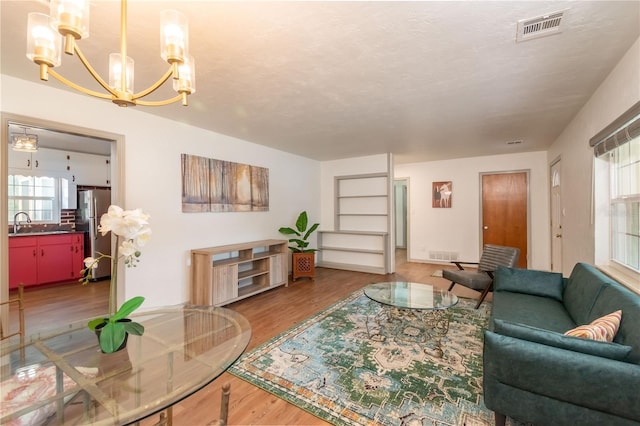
[181,153,269,212]
[432,181,452,208]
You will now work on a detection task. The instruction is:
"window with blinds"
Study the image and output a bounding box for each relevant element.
[609,137,639,271]
[591,101,640,273]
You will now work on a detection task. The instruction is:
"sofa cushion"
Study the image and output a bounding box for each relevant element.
[563,263,613,326]
[494,267,564,301]
[494,319,632,361]
[589,284,640,364]
[564,310,622,342]
[491,291,576,333]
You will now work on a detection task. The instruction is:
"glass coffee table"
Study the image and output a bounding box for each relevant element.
[364,281,458,357]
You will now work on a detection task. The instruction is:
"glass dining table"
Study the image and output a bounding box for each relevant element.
[0,305,251,425]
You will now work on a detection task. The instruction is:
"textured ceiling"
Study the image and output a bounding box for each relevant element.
[1,1,639,163]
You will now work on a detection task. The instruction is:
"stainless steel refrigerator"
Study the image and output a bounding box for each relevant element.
[77,188,112,280]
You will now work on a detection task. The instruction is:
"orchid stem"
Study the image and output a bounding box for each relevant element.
[109,237,119,317]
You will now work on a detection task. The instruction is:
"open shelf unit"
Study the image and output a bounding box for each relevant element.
[190,239,288,306]
[317,172,391,274]
[318,230,389,274]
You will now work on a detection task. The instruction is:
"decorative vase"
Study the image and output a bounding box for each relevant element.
[94,318,132,353]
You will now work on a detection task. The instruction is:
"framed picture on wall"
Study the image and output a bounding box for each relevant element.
[432,181,452,208]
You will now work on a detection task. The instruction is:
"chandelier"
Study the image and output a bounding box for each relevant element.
[11,128,39,152]
[26,0,196,107]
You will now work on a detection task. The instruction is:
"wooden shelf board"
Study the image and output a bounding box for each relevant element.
[238,268,269,280]
[338,195,387,199]
[253,252,277,260]
[318,230,388,236]
[317,261,387,275]
[238,282,270,298]
[192,239,287,256]
[211,256,244,267]
[320,246,384,255]
[337,213,387,216]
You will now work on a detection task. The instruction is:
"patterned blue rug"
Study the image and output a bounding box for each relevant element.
[229,289,495,425]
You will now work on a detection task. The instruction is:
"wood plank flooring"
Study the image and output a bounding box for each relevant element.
[5,250,482,425]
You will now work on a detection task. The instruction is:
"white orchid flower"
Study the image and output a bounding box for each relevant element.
[84,256,99,269]
[119,240,139,263]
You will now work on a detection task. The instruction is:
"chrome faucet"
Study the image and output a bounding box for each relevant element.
[13,211,32,234]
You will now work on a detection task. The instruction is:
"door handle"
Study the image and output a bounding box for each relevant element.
[483,226,489,230]
[555,234,562,238]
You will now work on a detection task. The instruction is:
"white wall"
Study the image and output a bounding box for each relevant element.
[1,76,320,308]
[547,37,640,273]
[395,151,550,270]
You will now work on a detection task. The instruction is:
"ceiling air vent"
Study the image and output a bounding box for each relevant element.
[516,10,567,42]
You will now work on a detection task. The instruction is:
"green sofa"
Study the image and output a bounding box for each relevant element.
[483,262,640,426]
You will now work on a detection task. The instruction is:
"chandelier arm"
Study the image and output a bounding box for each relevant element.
[73,44,120,97]
[131,67,174,100]
[48,69,113,100]
[135,94,187,107]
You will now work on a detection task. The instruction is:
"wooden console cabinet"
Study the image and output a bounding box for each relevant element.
[190,239,288,306]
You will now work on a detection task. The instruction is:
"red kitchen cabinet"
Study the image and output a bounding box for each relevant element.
[71,233,85,280]
[38,234,73,284]
[9,236,38,289]
[9,232,86,288]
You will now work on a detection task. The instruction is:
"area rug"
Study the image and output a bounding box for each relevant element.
[228,289,496,425]
[431,270,444,278]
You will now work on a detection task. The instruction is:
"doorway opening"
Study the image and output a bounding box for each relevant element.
[1,113,123,332]
[394,178,409,262]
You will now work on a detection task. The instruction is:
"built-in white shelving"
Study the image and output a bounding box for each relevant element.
[317,173,391,274]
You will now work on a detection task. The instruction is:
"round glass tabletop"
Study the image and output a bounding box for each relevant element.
[364,281,458,310]
[1,305,251,425]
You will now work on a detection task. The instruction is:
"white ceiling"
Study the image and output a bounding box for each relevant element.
[1,1,639,163]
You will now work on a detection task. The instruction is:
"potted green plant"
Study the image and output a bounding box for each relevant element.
[80,205,151,353]
[278,211,319,281]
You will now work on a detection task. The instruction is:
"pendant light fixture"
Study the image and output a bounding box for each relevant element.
[26,0,196,107]
[11,128,39,153]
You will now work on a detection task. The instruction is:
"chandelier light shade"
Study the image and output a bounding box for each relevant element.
[26,12,63,73]
[26,0,196,107]
[174,55,196,94]
[11,128,39,153]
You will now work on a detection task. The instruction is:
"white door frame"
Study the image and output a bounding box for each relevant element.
[550,157,563,272]
[1,113,124,334]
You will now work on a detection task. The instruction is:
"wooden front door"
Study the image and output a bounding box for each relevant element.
[481,172,528,268]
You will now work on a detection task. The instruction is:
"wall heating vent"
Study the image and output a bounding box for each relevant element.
[517,10,567,42]
[428,251,459,262]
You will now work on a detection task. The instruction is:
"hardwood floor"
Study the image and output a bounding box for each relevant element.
[6,250,483,425]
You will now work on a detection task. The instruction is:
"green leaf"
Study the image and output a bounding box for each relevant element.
[295,211,308,233]
[99,322,126,353]
[111,296,145,322]
[278,227,300,237]
[124,321,145,336]
[88,317,106,331]
[288,238,306,248]
[303,222,319,241]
